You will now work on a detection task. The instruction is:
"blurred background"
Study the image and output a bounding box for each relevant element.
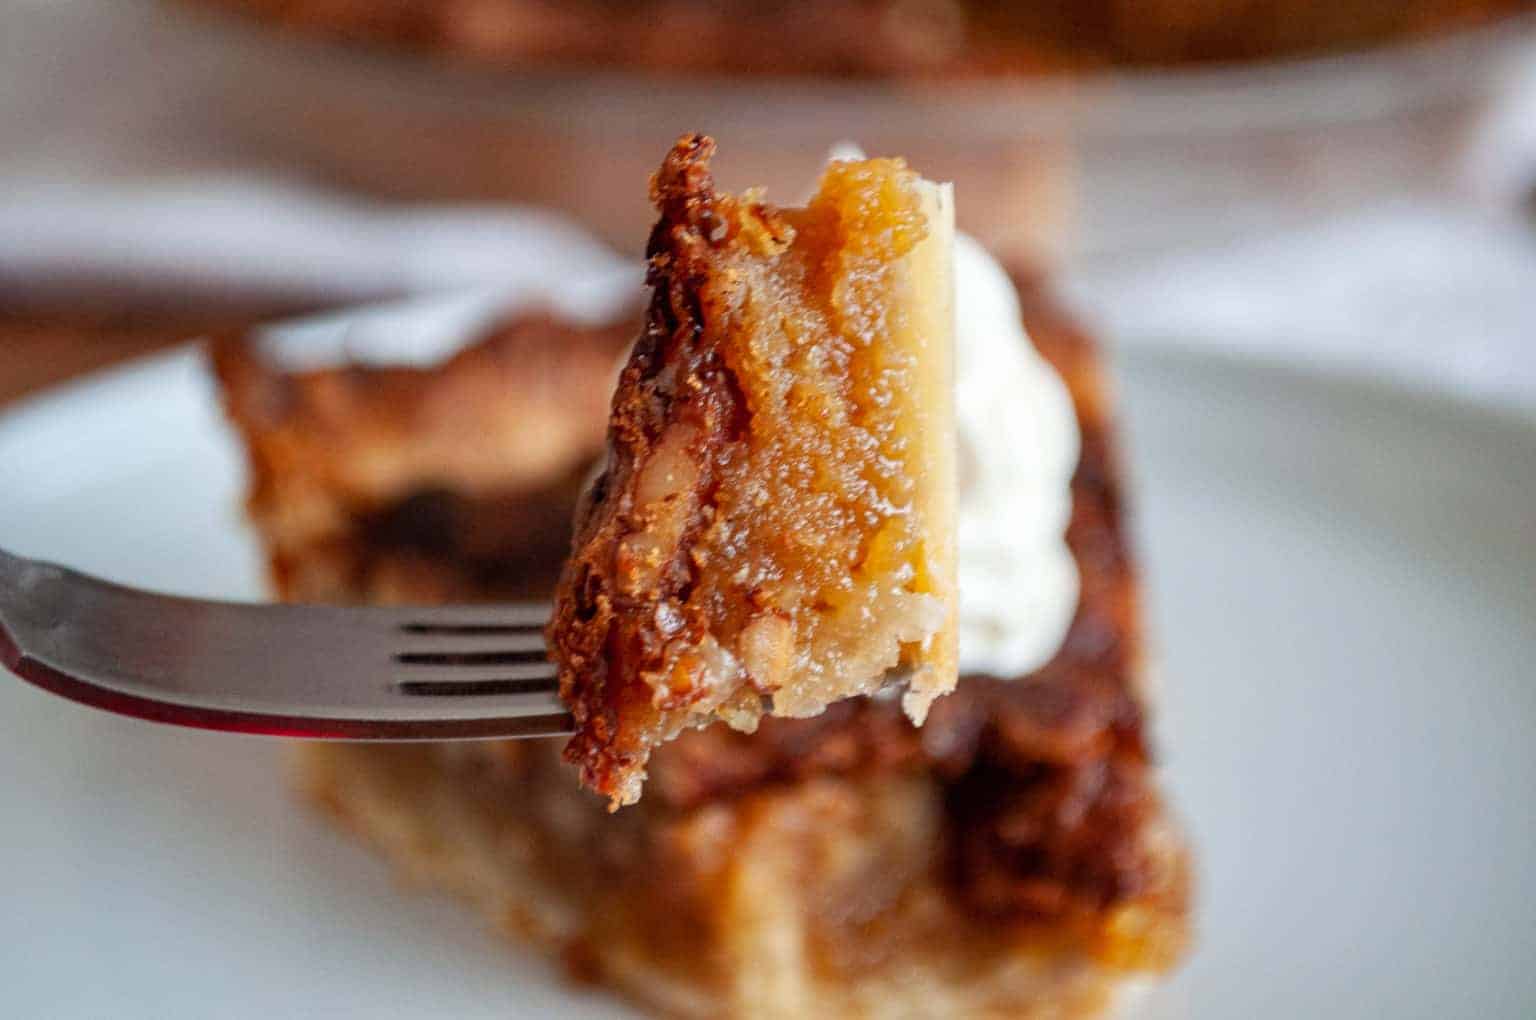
[2,0,1533,408]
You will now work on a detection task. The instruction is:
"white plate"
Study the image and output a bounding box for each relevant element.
[3,340,1535,1018]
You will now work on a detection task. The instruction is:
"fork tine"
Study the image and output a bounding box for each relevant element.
[380,603,551,631]
[391,662,558,685]
[390,631,548,655]
[397,677,558,698]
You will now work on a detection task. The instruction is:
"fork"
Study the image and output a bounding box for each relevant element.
[0,546,571,740]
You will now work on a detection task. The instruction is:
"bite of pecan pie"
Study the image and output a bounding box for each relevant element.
[550,136,958,807]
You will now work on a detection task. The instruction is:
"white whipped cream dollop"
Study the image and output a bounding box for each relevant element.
[952,233,1081,678]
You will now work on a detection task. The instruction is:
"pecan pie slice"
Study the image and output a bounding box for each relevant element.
[214,269,1190,1018]
[215,270,1189,1020]
[550,136,959,807]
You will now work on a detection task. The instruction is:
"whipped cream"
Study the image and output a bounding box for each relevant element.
[952,234,1081,678]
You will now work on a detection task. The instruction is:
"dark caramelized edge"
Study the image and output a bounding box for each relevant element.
[549,135,763,804]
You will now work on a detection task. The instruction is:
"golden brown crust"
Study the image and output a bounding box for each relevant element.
[189,0,1532,75]
[550,136,956,807]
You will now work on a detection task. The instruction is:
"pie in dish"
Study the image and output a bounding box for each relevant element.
[190,0,1535,73]
[213,241,1191,1017]
[550,136,957,807]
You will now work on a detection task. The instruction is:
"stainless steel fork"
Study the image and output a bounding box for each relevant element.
[0,546,570,740]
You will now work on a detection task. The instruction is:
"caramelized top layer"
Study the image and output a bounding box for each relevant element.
[550,135,956,807]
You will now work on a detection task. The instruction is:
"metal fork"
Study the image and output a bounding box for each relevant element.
[0,546,571,740]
